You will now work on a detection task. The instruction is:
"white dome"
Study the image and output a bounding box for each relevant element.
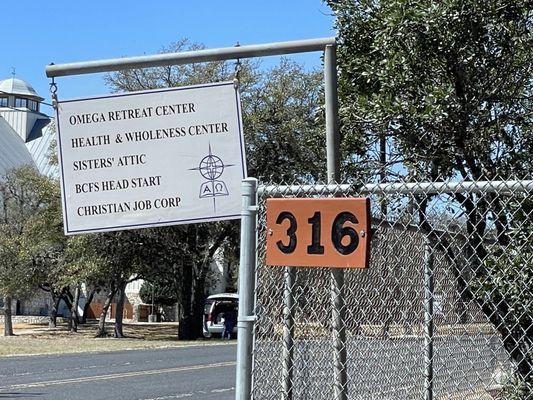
[0,77,44,101]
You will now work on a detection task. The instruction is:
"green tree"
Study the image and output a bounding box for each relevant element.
[328,0,532,383]
[477,198,532,393]
[139,280,179,309]
[27,163,108,329]
[329,0,531,182]
[104,39,327,182]
[242,58,326,181]
[69,229,147,338]
[0,166,61,335]
[137,222,238,339]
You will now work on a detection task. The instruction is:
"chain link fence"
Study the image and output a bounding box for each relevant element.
[250,179,532,400]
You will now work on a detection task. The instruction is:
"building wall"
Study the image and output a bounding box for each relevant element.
[0,109,38,142]
[0,117,35,177]
[19,289,51,316]
[26,124,57,177]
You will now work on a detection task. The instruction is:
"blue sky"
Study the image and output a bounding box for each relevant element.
[3,1,334,116]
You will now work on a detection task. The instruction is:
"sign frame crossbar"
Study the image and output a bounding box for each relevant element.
[45,37,336,78]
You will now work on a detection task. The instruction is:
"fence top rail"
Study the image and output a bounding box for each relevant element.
[258,180,533,196]
[46,37,336,78]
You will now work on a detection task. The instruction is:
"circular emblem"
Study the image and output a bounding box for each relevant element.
[198,154,225,180]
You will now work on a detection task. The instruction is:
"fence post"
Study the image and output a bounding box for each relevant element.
[423,236,435,400]
[282,267,296,400]
[235,178,258,400]
[325,43,347,400]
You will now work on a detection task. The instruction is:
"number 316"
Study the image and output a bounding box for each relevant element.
[276,211,359,256]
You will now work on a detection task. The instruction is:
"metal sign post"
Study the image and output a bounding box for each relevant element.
[325,44,348,400]
[424,236,435,400]
[282,266,296,400]
[235,178,257,400]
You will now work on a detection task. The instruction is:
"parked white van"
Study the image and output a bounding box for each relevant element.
[202,293,239,338]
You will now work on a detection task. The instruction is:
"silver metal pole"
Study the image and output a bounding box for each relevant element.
[325,44,347,400]
[325,46,341,183]
[282,267,296,400]
[259,180,533,197]
[236,178,258,400]
[46,37,336,78]
[331,270,347,398]
[423,237,435,400]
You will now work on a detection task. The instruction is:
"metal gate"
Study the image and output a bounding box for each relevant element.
[241,179,532,400]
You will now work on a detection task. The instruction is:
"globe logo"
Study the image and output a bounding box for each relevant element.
[190,144,234,212]
[199,154,225,181]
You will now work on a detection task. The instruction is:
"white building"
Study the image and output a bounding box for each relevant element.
[0,77,57,178]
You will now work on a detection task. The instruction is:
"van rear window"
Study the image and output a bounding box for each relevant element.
[211,301,238,324]
[203,301,214,314]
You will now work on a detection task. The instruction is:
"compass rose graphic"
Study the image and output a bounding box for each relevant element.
[190,144,234,212]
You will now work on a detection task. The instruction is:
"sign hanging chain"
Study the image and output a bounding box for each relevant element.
[233,42,242,89]
[49,76,58,110]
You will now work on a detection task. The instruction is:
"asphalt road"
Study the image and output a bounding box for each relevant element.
[0,342,236,400]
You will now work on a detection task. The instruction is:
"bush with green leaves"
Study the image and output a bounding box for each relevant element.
[139,280,179,308]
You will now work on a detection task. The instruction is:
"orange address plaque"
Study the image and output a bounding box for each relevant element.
[265,198,371,268]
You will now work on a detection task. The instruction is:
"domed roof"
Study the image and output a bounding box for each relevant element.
[0,77,44,101]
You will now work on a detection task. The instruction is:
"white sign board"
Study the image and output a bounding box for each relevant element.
[56,82,247,235]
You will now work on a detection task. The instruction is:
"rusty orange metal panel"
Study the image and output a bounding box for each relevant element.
[266,198,371,268]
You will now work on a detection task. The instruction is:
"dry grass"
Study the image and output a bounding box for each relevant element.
[0,322,223,358]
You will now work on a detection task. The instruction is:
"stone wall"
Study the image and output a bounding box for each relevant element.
[19,289,51,316]
[0,315,58,324]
